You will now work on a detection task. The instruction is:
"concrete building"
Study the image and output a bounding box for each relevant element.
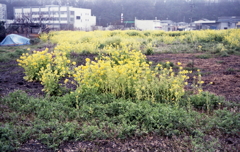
[14,5,96,31]
[135,18,162,31]
[217,16,240,29]
[0,3,7,21]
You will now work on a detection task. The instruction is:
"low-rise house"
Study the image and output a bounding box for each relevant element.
[194,19,217,30]
[217,16,240,29]
[160,20,176,31]
[176,22,189,31]
[237,22,240,29]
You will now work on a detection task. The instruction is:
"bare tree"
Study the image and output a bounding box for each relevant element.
[6,12,51,37]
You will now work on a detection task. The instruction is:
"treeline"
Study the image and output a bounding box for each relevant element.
[1,0,240,26]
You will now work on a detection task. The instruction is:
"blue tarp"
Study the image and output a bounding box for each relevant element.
[0,34,30,46]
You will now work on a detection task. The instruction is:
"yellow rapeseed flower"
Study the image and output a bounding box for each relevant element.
[72,62,76,65]
[64,79,69,84]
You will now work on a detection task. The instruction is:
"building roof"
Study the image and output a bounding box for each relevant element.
[218,16,240,23]
[123,21,134,24]
[194,20,216,24]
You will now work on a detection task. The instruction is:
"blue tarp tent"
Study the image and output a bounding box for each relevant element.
[0,34,30,46]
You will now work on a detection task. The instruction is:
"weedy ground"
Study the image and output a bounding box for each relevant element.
[0,37,240,152]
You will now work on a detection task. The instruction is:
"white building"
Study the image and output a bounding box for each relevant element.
[14,5,96,31]
[0,3,7,20]
[135,18,162,31]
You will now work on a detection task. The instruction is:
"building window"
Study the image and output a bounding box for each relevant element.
[41,12,48,15]
[61,18,67,21]
[70,11,74,15]
[76,16,81,20]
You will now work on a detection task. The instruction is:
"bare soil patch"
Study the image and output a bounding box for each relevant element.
[147,53,240,102]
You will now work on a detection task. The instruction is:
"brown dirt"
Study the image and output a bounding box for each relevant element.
[17,134,240,152]
[147,53,240,102]
[0,53,240,151]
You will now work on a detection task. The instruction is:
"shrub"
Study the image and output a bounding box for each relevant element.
[186,92,224,111]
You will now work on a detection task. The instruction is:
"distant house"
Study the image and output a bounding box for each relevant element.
[14,5,96,31]
[160,20,176,31]
[135,18,162,31]
[176,22,189,31]
[194,19,217,30]
[217,16,240,29]
[237,22,240,29]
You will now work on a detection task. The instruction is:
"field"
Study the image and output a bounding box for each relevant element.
[0,30,240,151]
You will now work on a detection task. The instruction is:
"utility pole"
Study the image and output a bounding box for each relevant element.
[190,0,195,23]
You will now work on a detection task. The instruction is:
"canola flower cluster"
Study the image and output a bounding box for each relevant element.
[19,29,238,99]
[224,29,240,48]
[73,46,189,104]
[17,48,52,81]
[41,29,240,56]
[17,48,74,94]
[17,44,190,104]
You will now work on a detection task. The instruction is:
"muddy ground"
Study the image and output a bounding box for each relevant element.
[0,53,240,151]
[147,53,240,102]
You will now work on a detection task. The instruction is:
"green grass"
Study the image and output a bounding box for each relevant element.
[195,54,212,59]
[154,41,240,56]
[0,48,28,62]
[0,90,239,151]
[0,39,55,63]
